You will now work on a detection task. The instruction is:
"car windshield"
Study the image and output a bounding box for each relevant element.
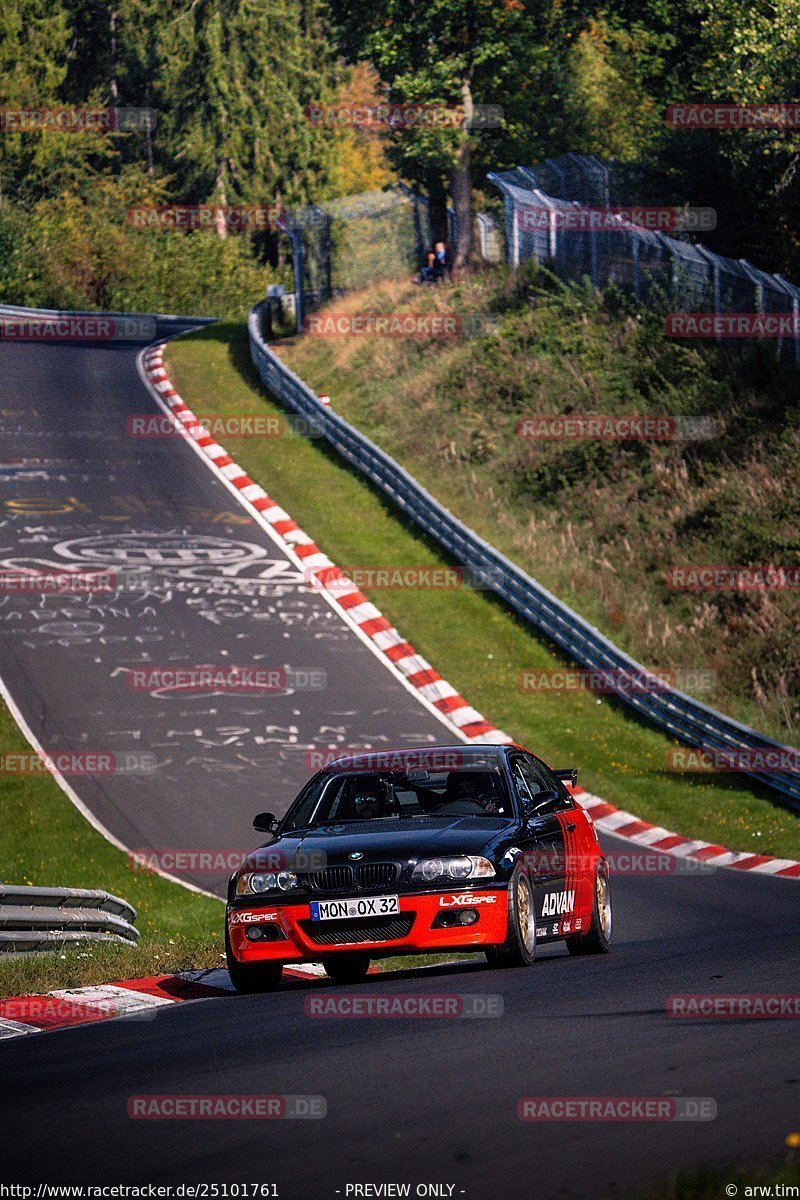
[282,766,512,831]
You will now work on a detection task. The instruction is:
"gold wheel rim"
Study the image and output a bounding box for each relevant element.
[516,877,535,952]
[597,873,612,940]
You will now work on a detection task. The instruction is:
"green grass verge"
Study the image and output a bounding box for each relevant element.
[165,322,800,860]
[0,693,222,999]
[0,936,223,1001]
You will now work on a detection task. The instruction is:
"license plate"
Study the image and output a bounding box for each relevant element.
[309,895,400,921]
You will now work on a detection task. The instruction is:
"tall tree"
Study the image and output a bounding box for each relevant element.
[0,0,71,201]
[157,0,337,216]
[329,0,550,266]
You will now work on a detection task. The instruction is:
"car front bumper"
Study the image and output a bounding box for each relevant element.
[227,887,510,963]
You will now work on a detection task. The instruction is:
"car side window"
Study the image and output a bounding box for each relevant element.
[510,756,541,802]
[530,757,574,809]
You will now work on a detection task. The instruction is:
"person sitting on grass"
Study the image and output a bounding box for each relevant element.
[418,239,453,284]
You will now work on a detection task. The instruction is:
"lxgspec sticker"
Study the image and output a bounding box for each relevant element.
[228,910,279,925]
[541,889,575,917]
[439,893,498,907]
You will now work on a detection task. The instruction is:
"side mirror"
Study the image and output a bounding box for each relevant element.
[554,768,578,789]
[253,811,278,833]
[524,790,560,818]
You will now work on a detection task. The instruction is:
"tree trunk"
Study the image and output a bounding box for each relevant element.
[215,163,228,240]
[109,8,119,104]
[144,81,154,177]
[424,170,449,245]
[450,76,474,268]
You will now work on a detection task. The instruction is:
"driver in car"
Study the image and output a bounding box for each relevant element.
[352,792,382,820]
[444,771,501,814]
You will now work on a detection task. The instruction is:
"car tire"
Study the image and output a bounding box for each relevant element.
[567,867,612,955]
[322,954,371,984]
[485,865,536,968]
[225,926,283,993]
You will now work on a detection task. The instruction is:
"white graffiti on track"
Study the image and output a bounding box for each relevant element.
[51,532,300,581]
[0,531,331,637]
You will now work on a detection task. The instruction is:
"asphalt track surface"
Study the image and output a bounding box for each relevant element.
[1,326,798,1197]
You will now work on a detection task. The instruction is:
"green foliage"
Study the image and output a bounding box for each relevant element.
[1,0,798,298]
[0,167,277,315]
[0,0,346,311]
[563,15,667,159]
[328,4,536,172]
[157,0,336,207]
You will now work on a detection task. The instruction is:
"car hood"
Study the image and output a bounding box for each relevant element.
[243,816,514,872]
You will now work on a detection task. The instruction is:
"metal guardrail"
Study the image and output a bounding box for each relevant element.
[0,302,217,326]
[0,885,139,953]
[248,301,800,812]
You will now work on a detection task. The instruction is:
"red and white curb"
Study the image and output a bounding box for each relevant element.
[0,972,230,1039]
[0,963,383,1041]
[574,791,800,878]
[139,344,800,883]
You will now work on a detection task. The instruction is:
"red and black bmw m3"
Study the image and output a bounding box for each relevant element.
[225,743,611,992]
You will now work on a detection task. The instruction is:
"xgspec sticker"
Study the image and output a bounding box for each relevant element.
[229,910,279,925]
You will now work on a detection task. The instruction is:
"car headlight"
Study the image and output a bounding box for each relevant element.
[411,855,495,883]
[235,871,300,895]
